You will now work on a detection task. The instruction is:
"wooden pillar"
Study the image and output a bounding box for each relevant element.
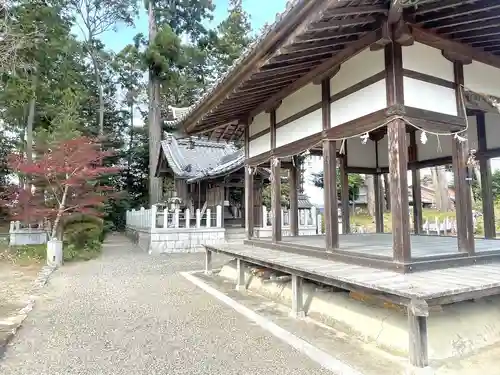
[270,109,281,243]
[322,79,339,250]
[385,40,411,262]
[244,126,254,239]
[452,61,475,254]
[408,299,429,368]
[374,174,384,233]
[409,131,423,234]
[289,157,299,236]
[339,155,350,234]
[477,112,496,238]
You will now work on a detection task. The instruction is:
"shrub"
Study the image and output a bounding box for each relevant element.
[62,215,104,261]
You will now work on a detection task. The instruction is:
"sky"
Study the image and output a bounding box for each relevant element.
[101,0,288,53]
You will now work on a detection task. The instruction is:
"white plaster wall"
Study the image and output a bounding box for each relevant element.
[249,111,269,136]
[329,48,385,95]
[330,80,387,128]
[249,133,271,158]
[276,83,321,122]
[485,112,500,149]
[346,138,377,168]
[403,42,455,82]
[275,109,322,148]
[403,77,458,116]
[464,60,500,98]
[416,130,453,161]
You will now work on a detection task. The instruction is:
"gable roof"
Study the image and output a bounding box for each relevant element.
[157,134,245,183]
[164,0,500,141]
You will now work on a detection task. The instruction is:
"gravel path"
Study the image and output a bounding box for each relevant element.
[0,234,331,375]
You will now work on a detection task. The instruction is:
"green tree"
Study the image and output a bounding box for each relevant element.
[209,0,253,77]
[311,170,363,202]
[65,0,139,136]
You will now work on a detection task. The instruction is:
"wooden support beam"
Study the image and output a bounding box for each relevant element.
[411,25,500,70]
[477,112,496,239]
[339,155,350,234]
[289,157,299,237]
[249,29,382,117]
[386,37,411,262]
[271,158,282,243]
[408,299,429,368]
[322,79,338,250]
[244,126,254,239]
[290,274,305,319]
[374,174,384,233]
[236,258,246,291]
[409,131,423,234]
[452,61,475,254]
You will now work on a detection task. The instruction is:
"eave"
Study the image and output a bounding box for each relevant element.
[174,0,500,141]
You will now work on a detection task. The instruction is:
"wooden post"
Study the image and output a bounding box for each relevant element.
[236,258,245,291]
[339,155,350,234]
[205,249,212,275]
[290,275,305,319]
[244,124,254,239]
[385,40,411,262]
[289,157,299,236]
[408,299,429,368]
[374,174,384,233]
[409,131,423,234]
[452,61,475,254]
[477,112,496,238]
[271,158,282,243]
[322,78,339,250]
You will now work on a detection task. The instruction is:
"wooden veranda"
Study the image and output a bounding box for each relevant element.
[166,0,500,368]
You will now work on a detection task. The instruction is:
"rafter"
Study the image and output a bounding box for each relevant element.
[324,4,388,17]
[419,2,500,25]
[308,16,377,32]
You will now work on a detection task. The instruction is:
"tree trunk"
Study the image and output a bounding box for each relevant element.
[365,174,375,217]
[127,100,134,192]
[26,74,37,165]
[432,167,450,211]
[89,50,104,136]
[148,0,163,205]
[51,185,69,240]
[383,173,390,210]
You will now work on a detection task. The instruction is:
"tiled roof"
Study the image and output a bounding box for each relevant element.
[298,193,314,209]
[158,134,244,182]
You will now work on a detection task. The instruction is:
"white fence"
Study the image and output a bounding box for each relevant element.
[125,205,225,254]
[126,205,223,230]
[9,221,49,246]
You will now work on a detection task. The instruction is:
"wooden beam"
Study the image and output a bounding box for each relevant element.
[324,4,388,17]
[183,0,317,133]
[249,29,382,118]
[339,154,350,234]
[477,112,496,239]
[273,0,340,58]
[414,0,470,16]
[409,131,423,234]
[244,126,254,239]
[374,174,384,233]
[289,157,299,236]
[308,16,377,33]
[388,0,404,25]
[271,158,282,243]
[452,61,475,254]
[322,79,338,250]
[408,299,429,368]
[386,36,411,262]
[411,25,500,69]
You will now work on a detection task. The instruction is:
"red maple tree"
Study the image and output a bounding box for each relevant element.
[4,137,120,239]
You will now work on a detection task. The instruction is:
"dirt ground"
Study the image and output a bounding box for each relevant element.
[0,251,42,347]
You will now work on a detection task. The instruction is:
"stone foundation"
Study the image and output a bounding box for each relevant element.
[254,226,318,238]
[127,226,225,254]
[219,261,500,362]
